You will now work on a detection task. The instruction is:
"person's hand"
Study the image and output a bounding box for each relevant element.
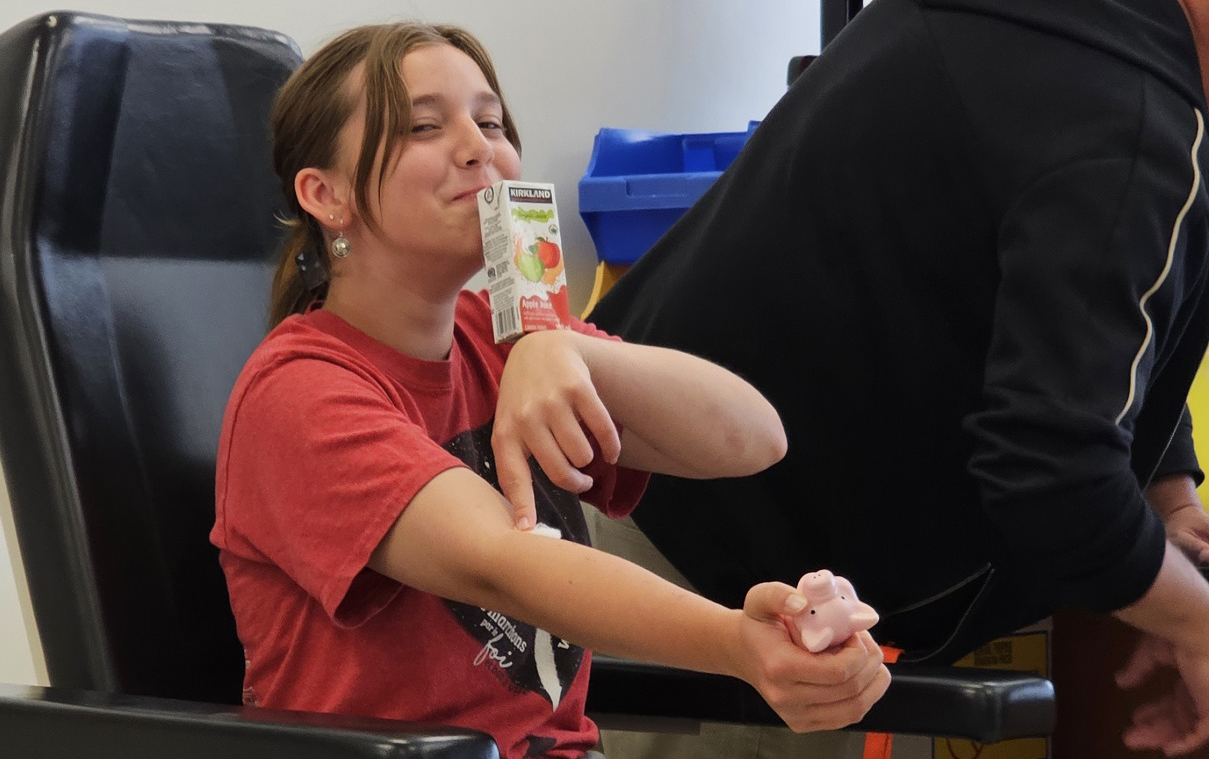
[729,582,890,732]
[1116,632,1209,756]
[493,330,621,530]
[1145,476,1209,564]
[1162,504,1209,565]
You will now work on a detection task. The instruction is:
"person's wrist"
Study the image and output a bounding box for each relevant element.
[1146,474,1200,520]
[1174,639,1209,669]
[548,328,596,378]
[1164,501,1205,524]
[720,607,751,683]
[1160,546,1209,656]
[512,328,569,361]
[560,326,592,358]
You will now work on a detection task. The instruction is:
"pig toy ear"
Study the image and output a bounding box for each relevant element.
[801,626,836,653]
[851,602,880,630]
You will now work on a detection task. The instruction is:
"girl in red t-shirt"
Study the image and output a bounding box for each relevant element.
[213,22,889,759]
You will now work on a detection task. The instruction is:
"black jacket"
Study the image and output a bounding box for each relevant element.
[590,0,1209,660]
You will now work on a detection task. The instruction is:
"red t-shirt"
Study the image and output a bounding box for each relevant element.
[211,290,648,759]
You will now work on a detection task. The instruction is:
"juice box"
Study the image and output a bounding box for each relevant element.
[478,180,572,342]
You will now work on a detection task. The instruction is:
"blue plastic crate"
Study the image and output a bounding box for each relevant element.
[578,122,758,265]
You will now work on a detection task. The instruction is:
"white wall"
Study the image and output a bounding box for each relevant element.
[0,0,821,687]
[0,460,45,685]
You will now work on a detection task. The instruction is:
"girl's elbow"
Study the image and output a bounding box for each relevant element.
[750,422,788,471]
[765,424,789,467]
[722,414,787,475]
[752,399,788,468]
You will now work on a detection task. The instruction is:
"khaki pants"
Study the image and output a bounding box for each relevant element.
[586,510,871,759]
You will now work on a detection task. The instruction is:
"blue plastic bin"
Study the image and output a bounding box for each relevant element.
[578,122,758,265]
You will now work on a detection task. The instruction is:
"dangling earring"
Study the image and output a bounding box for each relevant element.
[331,232,351,259]
[329,213,350,258]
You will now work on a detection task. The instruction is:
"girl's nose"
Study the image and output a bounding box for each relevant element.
[456,118,494,168]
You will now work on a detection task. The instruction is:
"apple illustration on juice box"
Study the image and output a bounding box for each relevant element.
[512,235,564,286]
[477,181,572,343]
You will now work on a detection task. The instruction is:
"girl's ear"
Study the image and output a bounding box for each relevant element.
[295,167,354,229]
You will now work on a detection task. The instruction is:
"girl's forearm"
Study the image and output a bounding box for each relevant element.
[472,526,747,677]
[570,333,787,478]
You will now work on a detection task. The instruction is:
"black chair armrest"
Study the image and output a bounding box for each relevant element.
[586,656,1054,743]
[856,663,1054,742]
[0,683,499,759]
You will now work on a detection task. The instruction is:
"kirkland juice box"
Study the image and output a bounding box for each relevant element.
[478,180,572,342]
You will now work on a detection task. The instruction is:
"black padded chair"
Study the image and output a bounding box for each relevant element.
[0,11,1053,758]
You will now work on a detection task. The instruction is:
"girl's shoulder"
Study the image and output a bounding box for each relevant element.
[230,312,390,414]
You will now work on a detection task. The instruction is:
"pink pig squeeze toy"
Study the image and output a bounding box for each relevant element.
[790,569,880,653]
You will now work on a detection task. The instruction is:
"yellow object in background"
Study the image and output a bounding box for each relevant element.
[1188,360,1209,506]
[580,262,631,319]
[932,626,1051,759]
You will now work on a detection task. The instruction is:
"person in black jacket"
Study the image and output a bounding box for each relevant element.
[590,0,1209,754]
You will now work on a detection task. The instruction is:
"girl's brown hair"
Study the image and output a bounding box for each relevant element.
[267,23,521,328]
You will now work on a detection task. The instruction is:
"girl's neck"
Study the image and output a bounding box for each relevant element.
[322,262,469,361]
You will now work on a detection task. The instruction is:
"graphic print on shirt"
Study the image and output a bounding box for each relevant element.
[442,421,589,709]
[523,736,557,758]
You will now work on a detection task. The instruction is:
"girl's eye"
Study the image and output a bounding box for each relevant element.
[478,121,503,131]
[410,124,438,134]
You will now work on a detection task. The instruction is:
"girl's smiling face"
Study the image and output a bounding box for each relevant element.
[337,42,522,270]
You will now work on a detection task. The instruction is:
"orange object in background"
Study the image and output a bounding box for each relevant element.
[862,646,902,759]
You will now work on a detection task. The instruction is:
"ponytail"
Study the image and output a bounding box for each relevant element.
[268,217,328,330]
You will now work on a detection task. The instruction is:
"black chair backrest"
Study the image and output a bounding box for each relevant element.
[0,12,301,704]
